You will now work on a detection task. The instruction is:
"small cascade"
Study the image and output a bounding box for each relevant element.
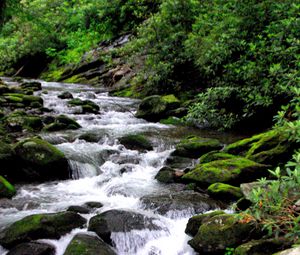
[0,80,202,255]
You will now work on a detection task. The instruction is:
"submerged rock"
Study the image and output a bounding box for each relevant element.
[88,210,161,245]
[188,214,261,254]
[12,137,69,182]
[0,211,86,248]
[68,98,99,113]
[141,190,223,216]
[0,176,16,198]
[182,157,268,186]
[7,241,56,255]
[171,136,222,158]
[63,233,116,255]
[43,115,81,132]
[119,134,153,151]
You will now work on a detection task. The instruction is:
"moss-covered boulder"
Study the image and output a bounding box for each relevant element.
[12,137,69,182]
[207,183,243,201]
[7,241,56,255]
[199,151,236,164]
[233,238,291,255]
[182,157,268,186]
[119,134,153,151]
[3,94,43,107]
[141,190,223,216]
[20,82,42,91]
[88,210,161,245]
[185,210,225,237]
[58,91,73,99]
[3,111,43,132]
[63,233,116,255]
[224,129,295,165]
[0,176,16,198]
[68,98,99,113]
[0,211,86,249]
[43,115,81,132]
[171,136,222,158]
[135,94,180,122]
[155,166,184,183]
[188,214,261,254]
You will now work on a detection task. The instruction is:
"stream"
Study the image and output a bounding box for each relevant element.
[0,80,241,255]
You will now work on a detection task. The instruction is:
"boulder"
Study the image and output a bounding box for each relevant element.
[224,129,295,165]
[0,141,14,176]
[7,241,56,255]
[182,157,268,187]
[88,210,161,245]
[83,201,103,209]
[43,115,81,132]
[233,238,291,255]
[207,183,243,201]
[0,176,16,199]
[165,155,194,170]
[63,233,116,255]
[119,134,153,151]
[188,214,261,254]
[0,211,86,248]
[58,91,73,99]
[155,167,184,183]
[199,151,236,164]
[141,190,223,216]
[273,247,300,255]
[135,94,180,122]
[12,137,69,182]
[20,82,42,91]
[68,98,99,114]
[185,210,225,237]
[67,206,90,214]
[171,136,222,158]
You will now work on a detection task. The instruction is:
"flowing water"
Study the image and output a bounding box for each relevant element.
[0,80,241,255]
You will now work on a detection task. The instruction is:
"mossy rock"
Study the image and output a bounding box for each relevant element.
[0,176,16,198]
[182,157,268,186]
[20,82,42,91]
[207,183,243,201]
[68,98,99,113]
[136,94,180,122]
[155,166,183,183]
[58,91,73,99]
[185,210,225,237]
[119,134,153,151]
[188,214,261,254]
[0,141,14,176]
[6,241,56,255]
[224,129,294,165]
[199,151,236,164]
[171,136,222,158]
[63,233,116,255]
[0,211,86,249]
[165,155,194,170]
[43,115,81,132]
[3,94,43,107]
[12,137,69,182]
[3,111,43,132]
[233,238,292,255]
[160,117,184,125]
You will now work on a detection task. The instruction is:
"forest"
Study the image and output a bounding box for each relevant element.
[0,0,299,254]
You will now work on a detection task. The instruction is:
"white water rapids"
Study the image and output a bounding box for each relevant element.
[0,80,230,255]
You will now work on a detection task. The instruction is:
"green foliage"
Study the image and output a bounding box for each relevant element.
[242,151,300,241]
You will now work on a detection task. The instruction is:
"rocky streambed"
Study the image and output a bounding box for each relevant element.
[0,78,296,255]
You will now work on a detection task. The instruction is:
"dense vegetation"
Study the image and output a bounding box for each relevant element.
[0,0,298,130]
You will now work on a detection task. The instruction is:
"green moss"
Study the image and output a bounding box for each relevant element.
[24,116,43,131]
[119,134,153,151]
[172,136,222,158]
[13,137,65,166]
[160,117,184,125]
[162,94,180,104]
[111,86,136,98]
[199,151,236,164]
[207,183,243,201]
[0,175,16,198]
[224,129,292,165]
[182,157,268,186]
